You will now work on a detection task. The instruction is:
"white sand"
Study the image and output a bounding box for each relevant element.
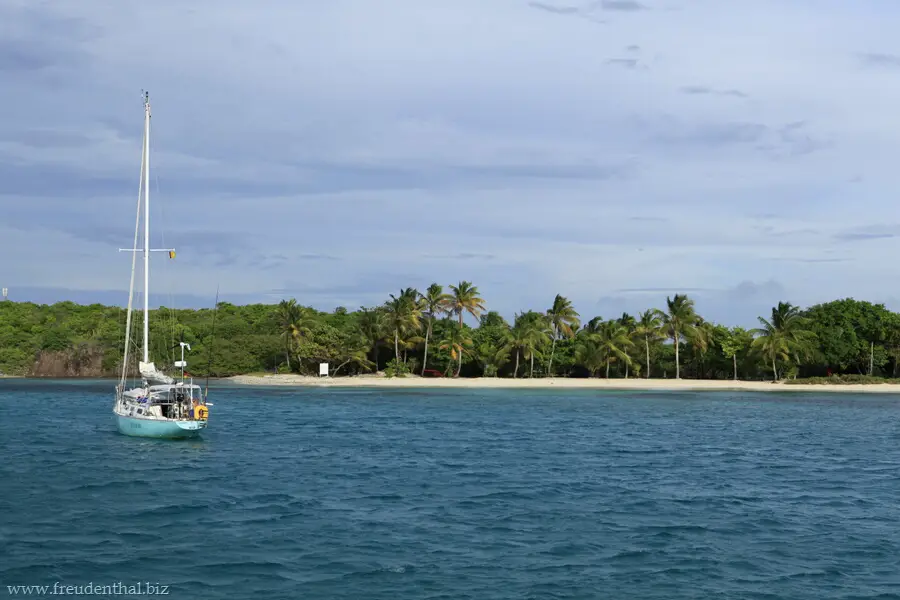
[226,374,900,393]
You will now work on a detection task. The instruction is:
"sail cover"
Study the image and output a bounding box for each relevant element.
[139,361,174,385]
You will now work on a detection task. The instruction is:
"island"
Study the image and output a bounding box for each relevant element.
[1,285,898,392]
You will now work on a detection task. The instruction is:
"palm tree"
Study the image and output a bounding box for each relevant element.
[386,289,422,364]
[398,330,426,364]
[419,283,451,375]
[689,317,716,379]
[475,340,511,377]
[440,324,474,377]
[357,307,388,370]
[617,312,637,378]
[654,294,699,379]
[275,300,315,372]
[400,287,420,302]
[504,320,527,379]
[752,301,815,381]
[449,281,486,326]
[595,320,634,378]
[546,294,580,377]
[503,311,550,378]
[518,311,552,377]
[275,299,300,370]
[385,295,406,363]
[575,338,605,377]
[634,309,662,379]
[448,281,486,374]
[292,307,317,361]
[583,316,604,335]
[403,287,424,363]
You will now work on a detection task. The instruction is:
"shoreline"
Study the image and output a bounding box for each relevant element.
[226,374,900,393]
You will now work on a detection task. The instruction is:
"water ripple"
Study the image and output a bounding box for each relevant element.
[1,380,900,599]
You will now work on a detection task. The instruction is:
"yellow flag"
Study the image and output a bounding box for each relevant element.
[169,251,176,259]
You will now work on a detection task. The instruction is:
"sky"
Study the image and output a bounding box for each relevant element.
[4,0,900,327]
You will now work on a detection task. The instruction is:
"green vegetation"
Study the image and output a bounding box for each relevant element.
[2,287,900,384]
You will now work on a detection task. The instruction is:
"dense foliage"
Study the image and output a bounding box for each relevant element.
[2,286,900,382]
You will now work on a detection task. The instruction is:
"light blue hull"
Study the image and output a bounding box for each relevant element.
[116,414,206,439]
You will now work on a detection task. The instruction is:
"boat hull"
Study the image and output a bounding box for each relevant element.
[115,413,206,439]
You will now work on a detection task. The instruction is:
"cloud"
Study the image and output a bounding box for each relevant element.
[526,1,608,24]
[247,254,290,271]
[614,287,714,294]
[835,232,896,242]
[831,223,900,243]
[644,118,831,159]
[2,0,900,326]
[606,58,641,69]
[762,121,833,158]
[859,52,900,69]
[680,85,748,98]
[765,255,849,264]
[0,3,98,94]
[628,216,667,222]
[528,2,580,15]
[296,253,341,261]
[600,0,647,11]
[0,40,60,72]
[427,252,496,261]
[650,120,767,146]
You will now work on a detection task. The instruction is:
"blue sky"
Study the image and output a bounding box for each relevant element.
[4,0,900,326]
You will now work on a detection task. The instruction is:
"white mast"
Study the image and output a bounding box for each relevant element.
[142,92,151,365]
[117,92,175,389]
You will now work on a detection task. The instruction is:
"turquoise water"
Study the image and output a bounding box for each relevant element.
[2,380,899,599]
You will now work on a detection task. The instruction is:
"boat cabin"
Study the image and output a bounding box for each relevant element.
[144,384,202,419]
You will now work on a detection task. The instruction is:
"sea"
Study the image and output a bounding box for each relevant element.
[1,379,899,599]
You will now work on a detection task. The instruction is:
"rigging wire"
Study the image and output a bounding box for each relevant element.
[120,111,146,392]
[155,171,177,370]
[205,285,220,400]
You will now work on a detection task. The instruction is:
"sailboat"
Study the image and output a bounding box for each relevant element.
[113,92,210,439]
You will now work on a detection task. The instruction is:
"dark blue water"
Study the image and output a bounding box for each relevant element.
[2,380,899,599]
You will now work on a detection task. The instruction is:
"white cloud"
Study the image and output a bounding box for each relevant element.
[3,0,900,323]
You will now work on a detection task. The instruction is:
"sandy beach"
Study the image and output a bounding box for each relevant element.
[227,374,900,393]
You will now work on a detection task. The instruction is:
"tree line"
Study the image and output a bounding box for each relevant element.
[1,285,899,381]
